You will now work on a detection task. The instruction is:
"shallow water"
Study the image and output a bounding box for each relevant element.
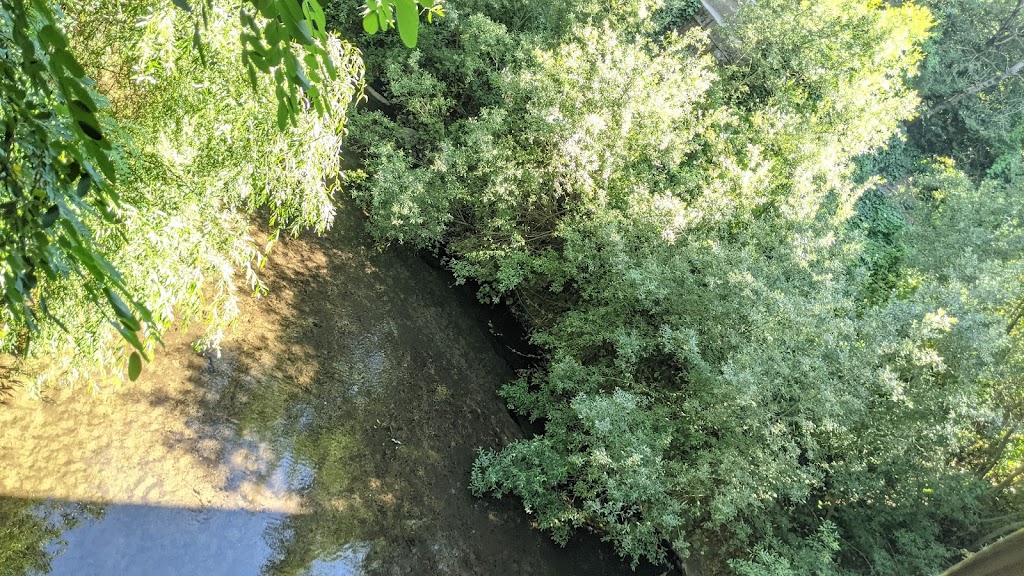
[0,203,660,576]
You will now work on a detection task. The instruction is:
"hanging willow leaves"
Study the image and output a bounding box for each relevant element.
[359,0,443,47]
[0,0,365,386]
[0,0,154,372]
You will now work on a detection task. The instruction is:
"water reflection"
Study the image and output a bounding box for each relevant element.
[50,504,281,575]
[0,497,101,576]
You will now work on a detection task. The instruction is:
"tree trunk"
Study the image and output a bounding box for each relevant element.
[977,423,1019,478]
[1005,300,1024,334]
[943,529,1024,576]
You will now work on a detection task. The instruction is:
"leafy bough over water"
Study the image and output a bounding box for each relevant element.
[0,0,156,377]
[0,0,366,392]
[0,0,441,385]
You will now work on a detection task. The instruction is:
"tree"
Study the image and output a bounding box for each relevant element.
[0,0,440,382]
[0,0,367,388]
[348,0,994,572]
[0,0,151,371]
[914,0,1024,173]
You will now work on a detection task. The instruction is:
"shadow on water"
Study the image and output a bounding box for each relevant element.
[174,201,666,575]
[0,496,102,576]
[0,201,675,575]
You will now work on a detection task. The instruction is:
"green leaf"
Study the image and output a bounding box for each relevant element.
[57,224,125,285]
[264,20,284,46]
[290,19,316,45]
[111,319,145,354]
[192,24,207,66]
[53,51,87,79]
[280,0,315,45]
[38,25,69,50]
[69,100,104,143]
[394,0,419,47]
[280,0,304,23]
[78,120,104,142]
[171,0,192,12]
[84,141,116,179]
[128,352,142,381]
[254,0,279,18]
[284,51,311,90]
[65,78,101,113]
[239,7,259,32]
[302,0,327,34]
[277,102,289,130]
[241,51,260,91]
[363,12,379,34]
[244,42,272,73]
[104,288,140,332]
[40,204,59,228]
[303,52,323,83]
[69,96,97,115]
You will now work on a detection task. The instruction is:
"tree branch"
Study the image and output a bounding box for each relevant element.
[994,460,1024,491]
[985,0,1024,49]
[928,58,1024,116]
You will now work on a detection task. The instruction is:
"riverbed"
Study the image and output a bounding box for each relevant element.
[0,203,657,576]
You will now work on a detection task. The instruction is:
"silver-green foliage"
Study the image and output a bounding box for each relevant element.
[347,0,1024,572]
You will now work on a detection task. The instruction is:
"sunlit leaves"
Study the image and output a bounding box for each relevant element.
[360,0,444,47]
[0,0,155,382]
[235,1,334,128]
[0,0,363,390]
[349,0,1015,572]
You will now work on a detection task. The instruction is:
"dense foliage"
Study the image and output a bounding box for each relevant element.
[338,0,1024,573]
[0,0,362,391]
[0,0,152,373]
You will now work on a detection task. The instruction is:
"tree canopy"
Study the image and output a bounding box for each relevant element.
[341,0,1024,572]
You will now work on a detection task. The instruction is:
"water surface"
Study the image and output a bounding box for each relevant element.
[0,203,656,576]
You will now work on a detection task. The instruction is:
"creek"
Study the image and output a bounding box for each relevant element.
[0,203,656,576]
